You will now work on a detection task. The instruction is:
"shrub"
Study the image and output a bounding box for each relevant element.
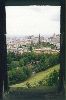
[8,67,32,85]
[9,61,20,70]
[38,70,59,87]
[26,82,31,88]
[46,70,59,86]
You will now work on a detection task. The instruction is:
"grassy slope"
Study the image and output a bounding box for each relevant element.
[10,64,60,88]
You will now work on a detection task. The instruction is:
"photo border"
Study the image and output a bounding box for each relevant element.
[0,0,65,99]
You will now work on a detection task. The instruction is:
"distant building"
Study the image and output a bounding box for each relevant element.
[48,33,60,45]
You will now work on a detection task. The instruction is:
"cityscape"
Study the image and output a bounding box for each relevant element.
[7,33,60,54]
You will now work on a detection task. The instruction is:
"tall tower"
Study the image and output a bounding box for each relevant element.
[38,34,41,44]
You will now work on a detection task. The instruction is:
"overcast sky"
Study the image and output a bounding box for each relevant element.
[6,6,60,37]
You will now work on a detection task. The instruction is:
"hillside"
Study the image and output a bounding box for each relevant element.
[10,64,60,89]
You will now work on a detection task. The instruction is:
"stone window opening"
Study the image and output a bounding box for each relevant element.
[0,0,65,99]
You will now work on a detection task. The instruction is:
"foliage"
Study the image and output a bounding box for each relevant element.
[19,59,25,66]
[9,61,20,70]
[46,70,59,86]
[32,53,59,72]
[26,82,31,88]
[38,70,59,86]
[7,51,60,85]
[8,67,32,85]
[29,45,33,52]
[10,65,60,88]
[34,42,56,49]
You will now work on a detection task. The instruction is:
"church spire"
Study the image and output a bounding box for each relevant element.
[38,34,41,44]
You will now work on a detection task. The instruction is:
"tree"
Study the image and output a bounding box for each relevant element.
[29,45,33,52]
[8,66,32,85]
[19,58,25,66]
[10,61,20,70]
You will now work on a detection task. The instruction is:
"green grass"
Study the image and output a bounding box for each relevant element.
[10,64,60,89]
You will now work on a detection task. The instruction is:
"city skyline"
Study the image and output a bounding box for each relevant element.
[6,6,60,37]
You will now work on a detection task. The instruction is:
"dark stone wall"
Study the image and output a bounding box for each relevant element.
[0,0,8,98]
[58,0,65,92]
[6,0,60,6]
[65,0,66,84]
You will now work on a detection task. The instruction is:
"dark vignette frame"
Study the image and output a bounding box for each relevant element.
[0,0,65,99]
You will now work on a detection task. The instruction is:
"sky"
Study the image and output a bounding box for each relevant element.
[6,6,60,37]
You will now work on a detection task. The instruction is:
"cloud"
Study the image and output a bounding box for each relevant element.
[6,6,60,37]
